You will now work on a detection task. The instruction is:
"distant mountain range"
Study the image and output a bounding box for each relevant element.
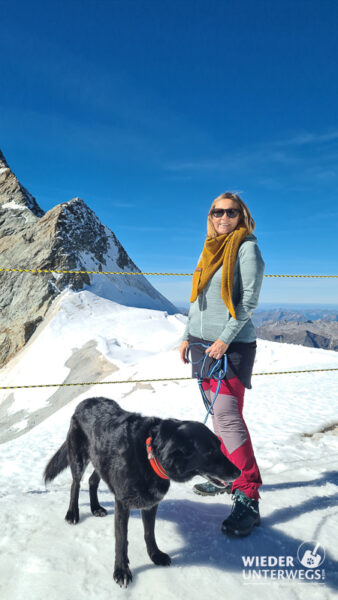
[253,307,338,325]
[177,306,338,351]
[253,308,338,351]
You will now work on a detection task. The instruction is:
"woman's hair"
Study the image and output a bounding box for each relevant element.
[207,192,255,237]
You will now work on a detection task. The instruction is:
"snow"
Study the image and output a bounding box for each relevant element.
[0,289,337,599]
[0,167,11,175]
[80,239,177,312]
[72,222,177,312]
[1,201,24,210]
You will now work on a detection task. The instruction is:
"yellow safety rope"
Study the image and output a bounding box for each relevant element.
[0,267,337,278]
[1,368,338,390]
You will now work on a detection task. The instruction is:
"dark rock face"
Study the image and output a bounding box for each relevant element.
[0,150,177,367]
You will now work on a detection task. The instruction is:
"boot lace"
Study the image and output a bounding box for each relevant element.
[230,492,257,519]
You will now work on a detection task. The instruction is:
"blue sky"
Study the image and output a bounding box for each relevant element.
[1,0,338,307]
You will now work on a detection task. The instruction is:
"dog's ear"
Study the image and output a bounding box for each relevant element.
[157,419,181,449]
[156,419,194,460]
[162,448,190,473]
[159,419,181,437]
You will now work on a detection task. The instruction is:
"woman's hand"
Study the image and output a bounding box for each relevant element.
[205,339,229,359]
[179,340,189,364]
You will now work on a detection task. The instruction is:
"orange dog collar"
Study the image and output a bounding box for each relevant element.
[146,436,169,480]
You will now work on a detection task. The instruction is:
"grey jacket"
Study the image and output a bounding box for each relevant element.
[182,234,265,345]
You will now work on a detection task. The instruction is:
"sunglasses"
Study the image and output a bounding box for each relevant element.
[210,208,241,219]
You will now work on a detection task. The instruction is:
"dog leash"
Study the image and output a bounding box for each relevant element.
[186,342,227,424]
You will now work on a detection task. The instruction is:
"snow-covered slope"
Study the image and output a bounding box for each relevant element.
[0,290,337,599]
[0,289,185,443]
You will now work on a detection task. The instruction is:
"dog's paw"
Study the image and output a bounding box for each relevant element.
[151,551,171,566]
[65,509,79,524]
[113,567,133,588]
[92,506,108,517]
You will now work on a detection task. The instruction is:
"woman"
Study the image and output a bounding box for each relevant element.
[179,192,265,537]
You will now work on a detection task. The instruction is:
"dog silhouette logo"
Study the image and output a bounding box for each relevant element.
[297,541,325,568]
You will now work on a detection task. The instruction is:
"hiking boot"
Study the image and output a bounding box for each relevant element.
[193,480,233,496]
[221,489,260,536]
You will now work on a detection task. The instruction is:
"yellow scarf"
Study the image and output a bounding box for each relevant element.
[190,226,249,319]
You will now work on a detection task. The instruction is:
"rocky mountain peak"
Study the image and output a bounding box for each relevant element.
[37,196,139,274]
[0,149,44,218]
[0,149,9,169]
[0,152,177,367]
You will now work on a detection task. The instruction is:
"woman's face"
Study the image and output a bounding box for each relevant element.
[211,198,241,236]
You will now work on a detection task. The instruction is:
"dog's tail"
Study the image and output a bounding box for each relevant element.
[44,441,69,484]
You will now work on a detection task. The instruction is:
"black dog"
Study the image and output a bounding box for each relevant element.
[44,397,240,587]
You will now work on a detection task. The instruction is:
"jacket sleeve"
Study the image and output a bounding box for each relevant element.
[219,241,265,345]
[182,318,190,341]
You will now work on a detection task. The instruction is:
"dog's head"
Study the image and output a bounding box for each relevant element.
[155,419,241,485]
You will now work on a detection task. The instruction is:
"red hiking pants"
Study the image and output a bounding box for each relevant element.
[202,376,262,500]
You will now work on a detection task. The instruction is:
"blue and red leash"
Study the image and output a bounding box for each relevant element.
[186,342,227,424]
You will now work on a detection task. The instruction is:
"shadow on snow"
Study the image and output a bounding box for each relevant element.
[74,469,338,590]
